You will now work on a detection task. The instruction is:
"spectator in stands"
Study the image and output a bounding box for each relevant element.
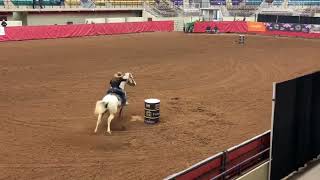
[33,0,44,9]
[39,0,44,9]
[1,19,7,27]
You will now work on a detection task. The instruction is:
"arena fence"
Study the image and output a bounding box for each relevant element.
[165,130,270,180]
[193,21,320,38]
[0,21,174,42]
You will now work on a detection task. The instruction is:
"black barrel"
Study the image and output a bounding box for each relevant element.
[239,35,245,44]
[144,99,160,124]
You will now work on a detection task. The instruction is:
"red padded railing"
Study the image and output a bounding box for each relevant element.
[165,131,270,180]
[0,21,174,42]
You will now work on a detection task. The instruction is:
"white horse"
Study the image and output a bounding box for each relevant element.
[94,72,136,134]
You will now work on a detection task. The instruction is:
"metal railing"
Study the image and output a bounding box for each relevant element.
[211,148,270,180]
[165,131,271,180]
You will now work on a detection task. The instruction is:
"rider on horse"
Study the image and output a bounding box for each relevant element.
[107,72,128,106]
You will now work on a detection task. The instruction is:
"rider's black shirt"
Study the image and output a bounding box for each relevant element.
[110,77,126,89]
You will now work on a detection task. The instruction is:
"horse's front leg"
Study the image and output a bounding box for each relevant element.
[94,113,103,133]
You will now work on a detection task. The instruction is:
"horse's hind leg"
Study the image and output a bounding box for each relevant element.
[107,114,115,134]
[94,113,103,133]
[119,106,123,119]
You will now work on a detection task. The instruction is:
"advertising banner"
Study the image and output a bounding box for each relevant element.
[0,27,5,36]
[310,25,320,33]
[265,23,311,33]
[247,22,266,32]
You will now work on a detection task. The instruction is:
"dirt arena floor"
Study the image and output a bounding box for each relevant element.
[1,32,320,180]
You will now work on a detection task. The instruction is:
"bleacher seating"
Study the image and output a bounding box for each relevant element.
[11,0,61,6]
[232,0,241,5]
[92,0,154,6]
[172,0,183,6]
[209,0,244,5]
[245,0,263,5]
[288,0,320,5]
[272,0,283,5]
[210,0,226,5]
[65,0,80,5]
[227,5,259,16]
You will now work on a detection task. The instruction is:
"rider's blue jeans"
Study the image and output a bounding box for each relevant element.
[107,87,126,105]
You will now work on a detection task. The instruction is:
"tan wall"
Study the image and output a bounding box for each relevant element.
[236,161,269,180]
[26,11,141,26]
[6,21,23,27]
[13,12,28,25]
[126,17,144,22]
[223,16,256,22]
[85,18,106,24]
[106,17,126,23]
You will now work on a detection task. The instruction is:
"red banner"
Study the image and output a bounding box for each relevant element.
[193,21,248,33]
[0,21,174,42]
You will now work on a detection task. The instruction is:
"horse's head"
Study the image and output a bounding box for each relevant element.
[124,72,136,87]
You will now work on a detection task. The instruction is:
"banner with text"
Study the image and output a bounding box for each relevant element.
[247,22,266,32]
[0,27,5,36]
[310,25,320,33]
[265,23,311,33]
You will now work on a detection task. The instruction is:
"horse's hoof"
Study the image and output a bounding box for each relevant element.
[106,131,112,135]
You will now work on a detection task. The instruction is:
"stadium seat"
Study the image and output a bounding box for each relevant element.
[103,0,154,6]
[65,0,80,5]
[288,0,320,5]
[272,0,283,5]
[210,0,226,5]
[245,0,263,5]
[172,0,183,6]
[11,0,61,6]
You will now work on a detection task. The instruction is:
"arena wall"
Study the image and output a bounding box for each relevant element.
[125,17,144,22]
[165,131,270,180]
[3,20,22,26]
[152,16,201,31]
[223,16,256,22]
[25,11,141,26]
[3,10,198,31]
[0,21,174,42]
[194,21,320,38]
[106,17,126,23]
[236,161,269,180]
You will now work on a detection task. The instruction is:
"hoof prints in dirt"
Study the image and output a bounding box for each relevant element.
[168,97,234,126]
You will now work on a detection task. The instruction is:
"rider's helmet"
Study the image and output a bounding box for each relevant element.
[114,72,124,78]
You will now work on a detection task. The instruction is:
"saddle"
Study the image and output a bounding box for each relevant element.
[107,88,126,106]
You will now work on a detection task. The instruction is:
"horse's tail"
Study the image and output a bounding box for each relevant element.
[94,100,108,115]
